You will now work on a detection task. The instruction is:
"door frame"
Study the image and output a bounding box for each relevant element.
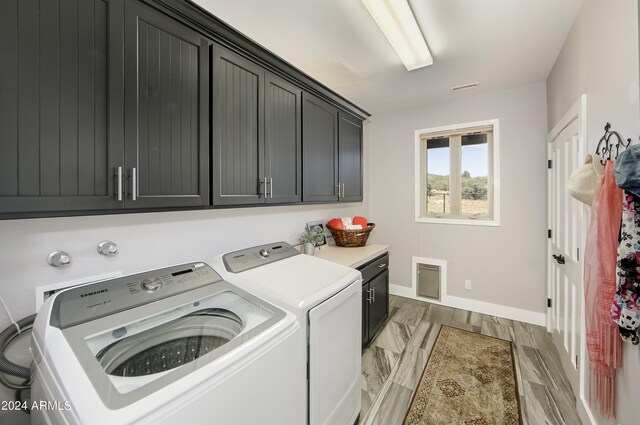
[546,94,596,425]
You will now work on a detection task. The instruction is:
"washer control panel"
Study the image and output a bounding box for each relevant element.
[50,262,221,329]
[223,242,299,274]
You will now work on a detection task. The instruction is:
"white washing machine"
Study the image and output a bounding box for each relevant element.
[30,261,305,425]
[213,242,362,425]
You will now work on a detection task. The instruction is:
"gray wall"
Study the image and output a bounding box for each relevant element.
[367,82,548,315]
[546,0,639,424]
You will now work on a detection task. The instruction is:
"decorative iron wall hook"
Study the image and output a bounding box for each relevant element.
[595,122,631,164]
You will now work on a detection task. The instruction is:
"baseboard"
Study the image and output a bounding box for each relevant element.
[389,284,546,326]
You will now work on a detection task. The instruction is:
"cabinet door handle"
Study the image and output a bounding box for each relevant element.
[335,183,341,196]
[131,167,137,201]
[116,166,123,201]
[269,177,273,199]
[372,287,375,303]
[341,183,345,198]
[377,263,387,268]
[367,288,373,304]
[260,177,267,198]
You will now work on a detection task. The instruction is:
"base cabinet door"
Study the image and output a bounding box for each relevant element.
[368,270,389,339]
[124,0,210,209]
[0,0,122,215]
[360,254,390,349]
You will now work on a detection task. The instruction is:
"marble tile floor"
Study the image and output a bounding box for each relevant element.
[360,295,583,425]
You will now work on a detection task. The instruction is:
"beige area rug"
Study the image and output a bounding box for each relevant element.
[403,325,521,425]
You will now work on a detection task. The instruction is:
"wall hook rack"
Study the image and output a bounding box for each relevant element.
[595,122,631,164]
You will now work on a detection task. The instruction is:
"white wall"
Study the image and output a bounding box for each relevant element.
[367,83,548,315]
[546,1,639,424]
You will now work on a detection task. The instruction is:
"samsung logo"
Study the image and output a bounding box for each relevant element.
[80,289,109,298]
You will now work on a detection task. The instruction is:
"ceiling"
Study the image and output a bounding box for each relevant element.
[193,0,583,115]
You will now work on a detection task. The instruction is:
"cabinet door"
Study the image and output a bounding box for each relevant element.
[368,270,389,340]
[211,45,265,205]
[362,282,370,349]
[264,74,302,204]
[302,93,339,202]
[338,111,363,202]
[123,0,210,209]
[0,0,122,215]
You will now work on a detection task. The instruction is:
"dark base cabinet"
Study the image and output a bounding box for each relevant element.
[360,253,389,350]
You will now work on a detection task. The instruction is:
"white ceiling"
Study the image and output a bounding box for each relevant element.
[193,0,583,115]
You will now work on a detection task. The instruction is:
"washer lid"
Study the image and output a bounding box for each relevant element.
[59,280,292,410]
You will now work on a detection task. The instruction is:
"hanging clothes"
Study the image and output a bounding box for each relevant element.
[583,161,623,418]
[611,191,640,344]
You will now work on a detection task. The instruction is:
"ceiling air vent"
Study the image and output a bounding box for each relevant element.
[451,82,479,93]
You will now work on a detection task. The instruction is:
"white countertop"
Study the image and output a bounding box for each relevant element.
[312,244,389,269]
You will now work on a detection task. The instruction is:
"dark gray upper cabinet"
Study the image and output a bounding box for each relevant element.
[302,93,339,203]
[338,111,364,202]
[302,93,364,203]
[0,0,122,214]
[264,73,302,204]
[211,49,302,206]
[0,0,367,218]
[124,0,210,208]
[211,45,265,205]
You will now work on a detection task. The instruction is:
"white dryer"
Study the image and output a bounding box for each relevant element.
[214,242,362,425]
[30,262,305,425]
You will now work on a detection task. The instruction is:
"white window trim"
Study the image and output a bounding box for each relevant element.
[414,119,500,226]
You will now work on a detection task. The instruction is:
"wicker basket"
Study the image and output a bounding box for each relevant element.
[327,223,375,247]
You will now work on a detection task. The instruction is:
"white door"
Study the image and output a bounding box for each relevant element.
[547,95,587,396]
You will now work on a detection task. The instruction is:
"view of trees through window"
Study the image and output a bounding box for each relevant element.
[426,133,489,217]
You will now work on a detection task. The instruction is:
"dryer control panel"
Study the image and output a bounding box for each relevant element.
[50,262,223,329]
[223,242,299,273]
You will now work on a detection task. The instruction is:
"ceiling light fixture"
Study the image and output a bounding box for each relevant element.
[361,0,433,71]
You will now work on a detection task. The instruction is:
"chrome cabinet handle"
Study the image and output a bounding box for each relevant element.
[335,183,341,196]
[116,166,123,201]
[367,288,373,304]
[260,177,267,198]
[341,183,345,198]
[378,263,387,268]
[372,287,375,303]
[269,177,273,199]
[131,167,137,201]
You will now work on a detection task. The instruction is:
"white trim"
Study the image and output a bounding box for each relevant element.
[389,284,546,326]
[414,217,500,226]
[546,94,595,425]
[411,256,447,302]
[398,256,545,326]
[414,119,500,227]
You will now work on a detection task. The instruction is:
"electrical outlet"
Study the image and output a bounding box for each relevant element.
[464,280,472,290]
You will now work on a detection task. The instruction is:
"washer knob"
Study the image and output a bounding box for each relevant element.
[97,240,118,256]
[259,249,271,258]
[141,277,162,292]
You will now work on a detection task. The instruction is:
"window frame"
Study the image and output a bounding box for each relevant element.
[414,119,500,226]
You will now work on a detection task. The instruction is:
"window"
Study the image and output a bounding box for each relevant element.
[415,120,499,225]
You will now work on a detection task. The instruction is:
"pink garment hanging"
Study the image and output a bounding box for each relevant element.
[583,161,623,418]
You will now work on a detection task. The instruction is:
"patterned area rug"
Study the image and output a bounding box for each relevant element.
[403,325,521,425]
